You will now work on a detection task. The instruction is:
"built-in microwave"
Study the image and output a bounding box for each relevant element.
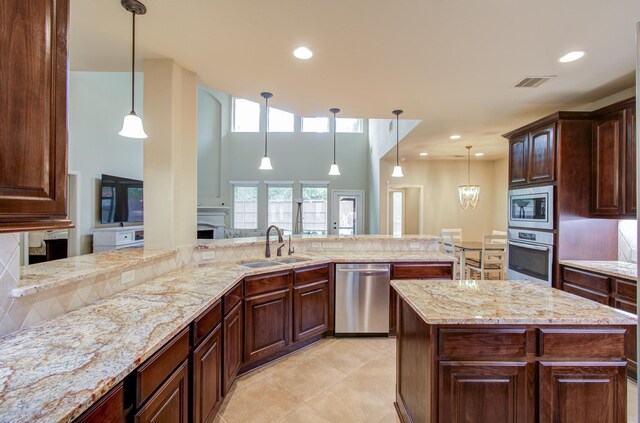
[507,185,554,231]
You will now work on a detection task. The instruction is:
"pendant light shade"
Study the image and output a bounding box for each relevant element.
[119,0,147,139]
[458,146,480,209]
[328,108,341,176]
[259,92,273,170]
[392,110,404,178]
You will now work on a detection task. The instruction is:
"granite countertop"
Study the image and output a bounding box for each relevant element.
[0,251,452,422]
[559,260,637,281]
[392,279,638,325]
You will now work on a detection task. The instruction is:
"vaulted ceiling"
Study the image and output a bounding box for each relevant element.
[70,0,640,160]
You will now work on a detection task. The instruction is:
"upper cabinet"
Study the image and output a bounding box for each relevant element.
[527,124,555,184]
[591,99,636,218]
[0,0,72,233]
[508,134,528,186]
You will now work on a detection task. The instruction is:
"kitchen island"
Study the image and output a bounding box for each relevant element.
[392,279,637,423]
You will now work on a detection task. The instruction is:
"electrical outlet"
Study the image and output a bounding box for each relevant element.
[121,270,135,285]
[202,251,215,260]
[410,242,420,250]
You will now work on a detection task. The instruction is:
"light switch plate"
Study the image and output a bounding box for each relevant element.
[121,270,135,285]
[202,251,215,260]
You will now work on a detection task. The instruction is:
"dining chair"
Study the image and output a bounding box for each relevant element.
[439,233,459,280]
[465,234,507,280]
[441,228,462,243]
[491,230,507,244]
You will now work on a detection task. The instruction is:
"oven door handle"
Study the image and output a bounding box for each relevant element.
[508,240,551,252]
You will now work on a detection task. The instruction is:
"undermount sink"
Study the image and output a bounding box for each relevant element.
[240,261,281,268]
[275,257,311,264]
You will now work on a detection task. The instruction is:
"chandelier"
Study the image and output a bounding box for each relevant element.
[458,146,480,209]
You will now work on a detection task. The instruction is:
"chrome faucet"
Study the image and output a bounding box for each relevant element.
[265,225,284,258]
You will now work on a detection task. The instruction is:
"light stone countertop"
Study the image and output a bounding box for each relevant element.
[0,251,452,423]
[392,279,638,325]
[559,260,637,281]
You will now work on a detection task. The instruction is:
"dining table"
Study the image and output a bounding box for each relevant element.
[444,241,506,279]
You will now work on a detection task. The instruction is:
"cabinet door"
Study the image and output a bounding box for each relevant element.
[293,280,329,342]
[135,361,189,423]
[509,134,528,186]
[0,0,72,231]
[539,362,626,423]
[193,324,222,423]
[75,382,127,423]
[592,111,625,216]
[527,124,555,184]
[439,361,533,423]
[244,288,291,363]
[624,106,636,217]
[223,302,242,396]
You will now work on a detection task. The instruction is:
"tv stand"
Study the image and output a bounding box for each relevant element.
[93,225,144,253]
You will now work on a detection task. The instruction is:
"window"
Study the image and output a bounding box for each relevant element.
[233,185,258,229]
[302,117,329,133]
[268,107,294,132]
[233,98,260,132]
[267,185,293,233]
[302,185,328,235]
[336,118,364,133]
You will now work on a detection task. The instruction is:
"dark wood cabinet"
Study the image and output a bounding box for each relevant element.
[135,361,189,423]
[193,324,222,423]
[527,124,555,184]
[508,134,528,186]
[244,288,291,363]
[539,362,627,423]
[293,280,329,342]
[222,301,242,395]
[439,361,532,423]
[0,0,72,232]
[591,99,636,218]
[75,382,128,423]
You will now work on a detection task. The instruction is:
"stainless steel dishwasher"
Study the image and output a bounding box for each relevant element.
[335,263,390,335]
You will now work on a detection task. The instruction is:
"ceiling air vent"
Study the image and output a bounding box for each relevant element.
[513,76,555,88]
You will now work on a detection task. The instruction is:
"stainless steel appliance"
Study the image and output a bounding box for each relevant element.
[508,185,554,230]
[335,263,390,335]
[507,228,554,286]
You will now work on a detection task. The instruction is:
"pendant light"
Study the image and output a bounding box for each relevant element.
[458,146,481,209]
[328,108,341,176]
[259,92,273,170]
[391,110,404,177]
[118,0,148,139]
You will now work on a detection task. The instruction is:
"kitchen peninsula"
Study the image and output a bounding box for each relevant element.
[392,279,637,423]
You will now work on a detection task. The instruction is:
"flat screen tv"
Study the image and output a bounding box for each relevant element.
[100,174,143,224]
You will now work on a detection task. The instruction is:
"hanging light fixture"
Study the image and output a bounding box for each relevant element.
[259,92,273,170]
[328,108,341,176]
[118,0,148,139]
[391,110,404,177]
[458,146,481,209]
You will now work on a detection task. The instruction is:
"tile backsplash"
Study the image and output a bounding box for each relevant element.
[0,234,20,334]
[618,220,637,263]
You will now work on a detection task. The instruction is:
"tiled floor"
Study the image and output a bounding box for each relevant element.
[215,337,639,423]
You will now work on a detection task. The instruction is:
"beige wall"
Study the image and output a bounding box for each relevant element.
[380,159,508,240]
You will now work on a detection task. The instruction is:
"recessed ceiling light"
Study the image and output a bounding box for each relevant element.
[293,46,313,60]
[449,134,461,140]
[559,51,585,63]
[419,152,428,156]
[474,152,484,157]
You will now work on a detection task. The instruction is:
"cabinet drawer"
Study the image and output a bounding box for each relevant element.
[245,271,290,297]
[116,231,134,244]
[613,278,637,303]
[614,298,637,314]
[135,360,189,423]
[438,328,527,358]
[392,263,453,280]
[294,264,329,286]
[562,267,609,293]
[192,299,222,347]
[538,328,626,357]
[224,282,243,315]
[136,328,190,406]
[562,283,609,305]
[75,382,126,423]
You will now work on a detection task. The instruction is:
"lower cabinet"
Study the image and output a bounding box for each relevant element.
[74,382,128,423]
[439,361,533,423]
[244,288,291,363]
[223,301,243,395]
[539,362,627,423]
[293,279,329,342]
[135,360,189,423]
[193,324,222,423]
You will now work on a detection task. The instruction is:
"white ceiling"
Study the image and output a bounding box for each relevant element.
[70,0,640,160]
